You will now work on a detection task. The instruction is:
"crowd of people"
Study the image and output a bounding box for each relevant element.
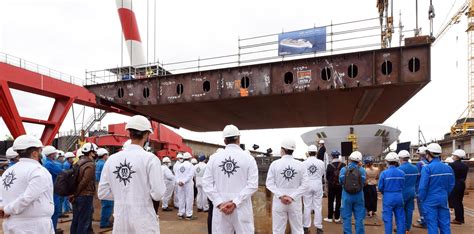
[0,117,471,234]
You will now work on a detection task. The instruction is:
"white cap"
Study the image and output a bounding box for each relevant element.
[12,135,43,151]
[445,156,454,163]
[177,153,184,159]
[281,138,296,150]
[319,140,325,144]
[416,146,427,155]
[385,152,399,162]
[398,150,410,159]
[191,158,198,164]
[349,151,363,162]
[64,152,75,159]
[307,145,318,152]
[76,147,84,157]
[6,147,18,159]
[222,125,240,138]
[183,152,192,159]
[426,143,442,155]
[452,149,466,158]
[81,143,98,153]
[57,150,65,157]
[97,148,109,157]
[162,157,171,163]
[125,115,153,133]
[43,145,57,156]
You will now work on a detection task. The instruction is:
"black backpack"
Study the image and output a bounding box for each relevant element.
[329,162,343,186]
[54,162,89,196]
[343,167,363,194]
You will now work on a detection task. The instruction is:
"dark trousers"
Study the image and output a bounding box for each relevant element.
[327,185,342,219]
[364,184,378,212]
[207,199,213,234]
[71,196,94,234]
[449,182,466,222]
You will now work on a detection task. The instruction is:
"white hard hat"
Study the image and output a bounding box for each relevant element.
[416,146,427,155]
[281,138,296,150]
[56,150,65,158]
[398,150,410,159]
[222,124,240,138]
[183,152,192,159]
[12,135,43,151]
[307,145,318,152]
[445,156,454,163]
[43,145,57,156]
[385,152,399,162]
[191,158,198,164]
[319,140,325,144]
[64,152,75,159]
[349,151,363,162]
[76,148,84,157]
[125,115,153,133]
[177,153,184,159]
[97,148,109,157]
[6,147,18,159]
[452,149,466,158]
[426,143,442,155]
[81,143,98,153]
[162,157,171,163]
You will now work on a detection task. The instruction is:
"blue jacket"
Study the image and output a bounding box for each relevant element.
[415,159,428,192]
[63,161,72,170]
[399,161,418,198]
[339,162,366,194]
[43,158,63,182]
[378,165,405,193]
[96,159,105,182]
[418,158,455,205]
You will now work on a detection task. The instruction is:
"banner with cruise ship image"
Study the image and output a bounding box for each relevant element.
[278,27,326,56]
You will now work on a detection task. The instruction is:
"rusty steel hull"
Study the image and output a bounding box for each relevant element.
[86,43,430,131]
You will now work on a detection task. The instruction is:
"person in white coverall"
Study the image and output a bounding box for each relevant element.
[195,154,209,212]
[202,124,259,233]
[302,145,326,234]
[176,152,195,219]
[0,135,54,234]
[161,157,175,211]
[173,153,184,208]
[266,138,309,234]
[98,115,165,233]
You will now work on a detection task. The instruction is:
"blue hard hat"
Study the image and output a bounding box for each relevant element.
[331,150,340,157]
[198,154,206,162]
[363,155,374,164]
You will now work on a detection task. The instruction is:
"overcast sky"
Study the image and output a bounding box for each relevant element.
[0,0,468,157]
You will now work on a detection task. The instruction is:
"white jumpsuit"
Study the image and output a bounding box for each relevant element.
[0,158,55,234]
[98,144,165,234]
[202,144,259,234]
[302,156,326,229]
[266,155,309,234]
[175,160,195,217]
[195,161,209,211]
[161,165,175,209]
[172,161,182,207]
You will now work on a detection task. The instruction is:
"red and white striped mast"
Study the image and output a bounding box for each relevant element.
[116,0,146,66]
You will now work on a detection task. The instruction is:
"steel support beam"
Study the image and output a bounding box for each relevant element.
[0,80,26,137]
[41,97,75,145]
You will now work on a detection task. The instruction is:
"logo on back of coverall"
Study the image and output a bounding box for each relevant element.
[308,164,318,175]
[2,170,16,190]
[281,165,297,181]
[113,159,136,186]
[219,157,240,178]
[179,166,185,173]
[196,167,201,173]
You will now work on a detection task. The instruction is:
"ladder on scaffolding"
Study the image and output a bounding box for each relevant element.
[63,108,107,151]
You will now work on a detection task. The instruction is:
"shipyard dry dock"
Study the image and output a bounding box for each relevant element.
[86,41,430,131]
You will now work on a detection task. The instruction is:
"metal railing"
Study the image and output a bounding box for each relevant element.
[0,52,84,86]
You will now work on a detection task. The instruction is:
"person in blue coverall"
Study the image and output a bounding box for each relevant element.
[339,151,366,234]
[418,143,455,234]
[378,152,405,234]
[43,145,64,231]
[398,150,419,233]
[96,148,114,228]
[414,146,428,228]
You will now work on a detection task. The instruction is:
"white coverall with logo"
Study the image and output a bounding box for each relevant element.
[161,164,175,209]
[172,160,182,207]
[266,155,310,234]
[194,161,209,211]
[202,144,259,234]
[302,156,326,229]
[175,160,195,217]
[0,158,55,234]
[98,144,165,233]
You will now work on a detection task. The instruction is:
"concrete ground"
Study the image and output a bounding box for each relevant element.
[3,190,474,233]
